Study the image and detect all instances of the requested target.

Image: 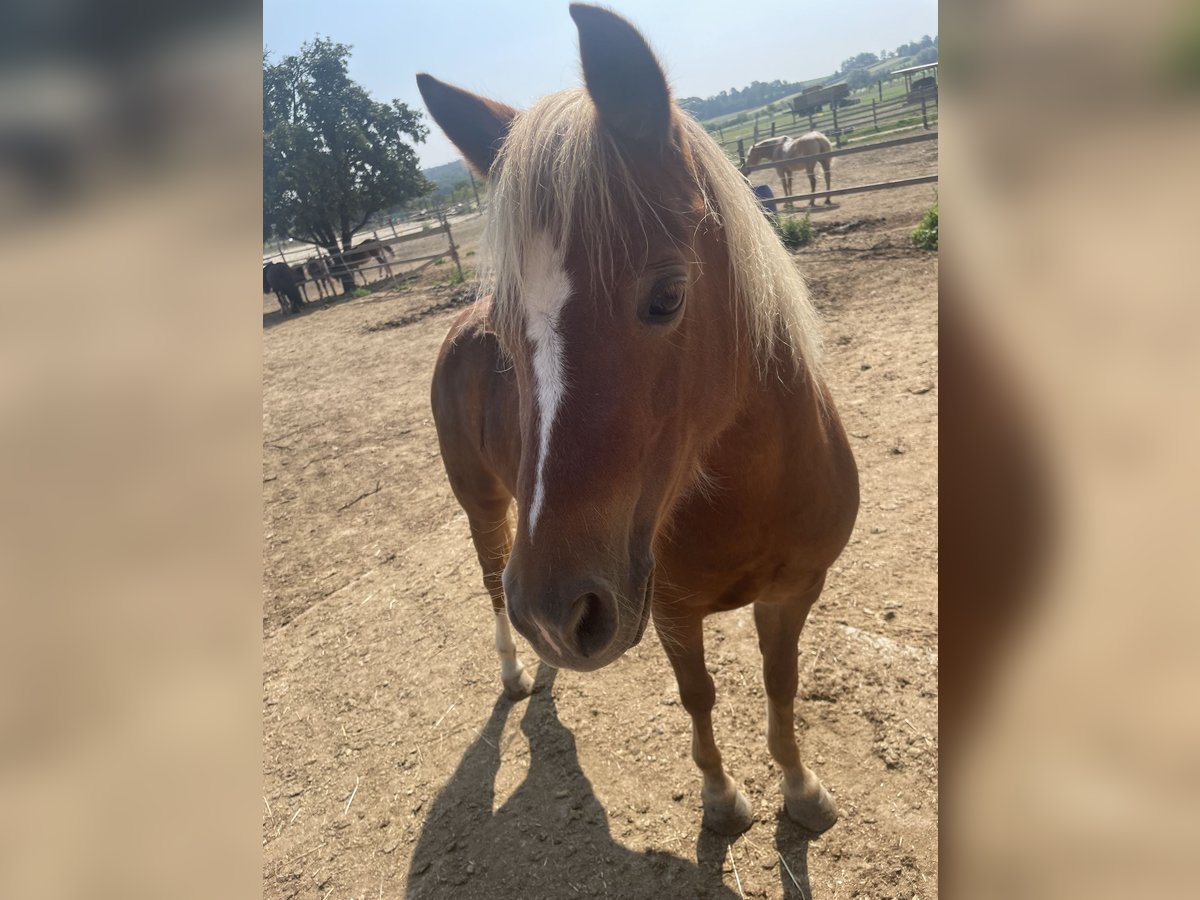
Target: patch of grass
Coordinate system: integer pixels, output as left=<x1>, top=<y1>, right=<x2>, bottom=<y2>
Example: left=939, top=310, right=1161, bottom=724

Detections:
left=912, top=200, right=938, bottom=251
left=774, top=213, right=814, bottom=250
left=351, top=287, right=371, bottom=298
left=443, top=265, right=476, bottom=287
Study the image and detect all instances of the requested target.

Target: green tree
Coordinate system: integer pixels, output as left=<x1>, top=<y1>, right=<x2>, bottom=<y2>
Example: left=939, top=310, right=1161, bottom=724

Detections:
left=263, top=38, right=430, bottom=290
left=845, top=67, right=872, bottom=90
left=448, top=180, right=478, bottom=207
left=839, top=51, right=879, bottom=74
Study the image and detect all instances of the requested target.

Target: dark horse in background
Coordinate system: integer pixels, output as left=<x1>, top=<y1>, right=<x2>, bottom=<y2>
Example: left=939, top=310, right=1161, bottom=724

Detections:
left=262, top=261, right=305, bottom=314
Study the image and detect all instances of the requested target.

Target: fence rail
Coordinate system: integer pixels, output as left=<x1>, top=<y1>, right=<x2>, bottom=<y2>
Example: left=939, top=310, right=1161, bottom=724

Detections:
left=262, top=214, right=476, bottom=269
left=764, top=173, right=939, bottom=208
left=373, top=222, right=449, bottom=247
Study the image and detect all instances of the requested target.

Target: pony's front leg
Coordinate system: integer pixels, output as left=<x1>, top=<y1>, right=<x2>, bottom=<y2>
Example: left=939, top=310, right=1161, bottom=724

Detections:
left=656, top=608, right=754, bottom=835
left=468, top=503, right=534, bottom=701
left=753, top=576, right=839, bottom=834
left=493, top=604, right=532, bottom=700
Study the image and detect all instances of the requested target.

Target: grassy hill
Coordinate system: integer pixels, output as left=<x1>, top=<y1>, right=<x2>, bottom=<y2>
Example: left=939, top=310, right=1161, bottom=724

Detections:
left=422, top=158, right=470, bottom=192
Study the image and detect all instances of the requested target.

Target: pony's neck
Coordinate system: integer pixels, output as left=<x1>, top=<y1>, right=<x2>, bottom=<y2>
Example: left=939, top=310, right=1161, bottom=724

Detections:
left=717, top=310, right=821, bottom=441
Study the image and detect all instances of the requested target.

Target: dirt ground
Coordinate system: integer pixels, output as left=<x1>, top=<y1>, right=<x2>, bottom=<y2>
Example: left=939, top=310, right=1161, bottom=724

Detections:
left=263, top=139, right=938, bottom=899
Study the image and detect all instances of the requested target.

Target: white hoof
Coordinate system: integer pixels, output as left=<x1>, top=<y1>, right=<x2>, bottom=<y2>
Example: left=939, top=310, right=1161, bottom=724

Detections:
left=501, top=665, right=534, bottom=701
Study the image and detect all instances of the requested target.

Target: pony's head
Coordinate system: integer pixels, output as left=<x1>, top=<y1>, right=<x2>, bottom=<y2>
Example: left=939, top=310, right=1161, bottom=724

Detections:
left=418, top=3, right=821, bottom=672
left=741, top=137, right=783, bottom=174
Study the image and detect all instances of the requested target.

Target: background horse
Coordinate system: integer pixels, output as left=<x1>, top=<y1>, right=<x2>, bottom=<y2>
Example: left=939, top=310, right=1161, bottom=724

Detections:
left=304, top=256, right=336, bottom=298
left=288, top=264, right=310, bottom=303
left=418, top=4, right=858, bottom=837
left=335, top=238, right=396, bottom=285
left=744, top=131, right=834, bottom=206
left=262, top=261, right=304, bottom=314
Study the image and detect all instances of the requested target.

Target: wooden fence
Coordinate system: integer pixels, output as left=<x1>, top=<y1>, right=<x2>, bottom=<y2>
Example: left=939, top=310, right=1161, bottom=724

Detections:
left=346, top=221, right=464, bottom=284
left=264, top=219, right=463, bottom=304
left=741, top=130, right=938, bottom=208
left=721, top=90, right=938, bottom=158
left=265, top=130, right=938, bottom=310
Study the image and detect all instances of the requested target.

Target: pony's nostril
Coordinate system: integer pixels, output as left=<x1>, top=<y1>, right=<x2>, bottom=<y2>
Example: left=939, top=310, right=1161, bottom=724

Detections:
left=568, top=590, right=618, bottom=659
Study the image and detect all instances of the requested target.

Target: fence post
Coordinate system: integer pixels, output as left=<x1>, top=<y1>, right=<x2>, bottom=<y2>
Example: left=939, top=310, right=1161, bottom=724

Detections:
left=872, top=99, right=878, bottom=130
left=737, top=139, right=745, bottom=167
left=445, top=220, right=463, bottom=281
left=770, top=121, right=776, bottom=138
left=831, top=103, right=841, bottom=146
left=808, top=111, right=815, bottom=131
left=877, top=80, right=883, bottom=102
left=921, top=96, right=929, bottom=130
left=466, top=165, right=483, bottom=214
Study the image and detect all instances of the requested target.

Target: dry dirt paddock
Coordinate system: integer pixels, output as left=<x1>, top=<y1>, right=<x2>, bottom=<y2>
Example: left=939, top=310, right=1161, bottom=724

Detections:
left=263, top=139, right=938, bottom=899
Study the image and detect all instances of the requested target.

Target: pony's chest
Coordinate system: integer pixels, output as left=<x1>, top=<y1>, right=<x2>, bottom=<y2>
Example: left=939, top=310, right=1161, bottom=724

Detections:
left=655, top=497, right=812, bottom=604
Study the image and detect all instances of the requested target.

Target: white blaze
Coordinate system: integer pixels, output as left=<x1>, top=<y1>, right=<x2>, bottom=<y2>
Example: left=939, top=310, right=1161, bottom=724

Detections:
left=521, top=234, right=572, bottom=535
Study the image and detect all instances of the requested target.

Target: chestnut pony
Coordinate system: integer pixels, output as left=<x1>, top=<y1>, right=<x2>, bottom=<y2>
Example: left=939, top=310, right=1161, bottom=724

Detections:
left=418, top=4, right=858, bottom=836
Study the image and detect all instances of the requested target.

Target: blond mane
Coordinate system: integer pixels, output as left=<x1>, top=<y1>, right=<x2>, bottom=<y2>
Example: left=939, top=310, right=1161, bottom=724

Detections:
left=477, top=88, right=823, bottom=377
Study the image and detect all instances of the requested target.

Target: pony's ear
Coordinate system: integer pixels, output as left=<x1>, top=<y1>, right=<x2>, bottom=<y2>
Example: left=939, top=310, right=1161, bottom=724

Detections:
left=570, top=4, right=671, bottom=144
left=416, top=74, right=517, bottom=176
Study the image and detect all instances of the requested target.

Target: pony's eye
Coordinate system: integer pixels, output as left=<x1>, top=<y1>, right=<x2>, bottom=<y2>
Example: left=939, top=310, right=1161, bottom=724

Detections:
left=646, top=280, right=686, bottom=323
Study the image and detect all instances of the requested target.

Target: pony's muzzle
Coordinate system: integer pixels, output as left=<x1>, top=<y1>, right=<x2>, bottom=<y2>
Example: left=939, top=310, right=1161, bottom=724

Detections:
left=503, top=574, right=627, bottom=671
left=564, top=585, right=620, bottom=660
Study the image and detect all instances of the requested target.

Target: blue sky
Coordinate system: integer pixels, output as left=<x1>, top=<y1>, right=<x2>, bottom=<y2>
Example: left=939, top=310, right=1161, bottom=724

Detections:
left=264, top=0, right=937, bottom=168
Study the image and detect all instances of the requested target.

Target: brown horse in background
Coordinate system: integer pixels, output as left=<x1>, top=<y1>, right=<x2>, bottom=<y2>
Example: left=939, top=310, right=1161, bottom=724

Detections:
left=744, top=131, right=834, bottom=206
left=418, top=4, right=858, bottom=837
left=337, top=238, right=395, bottom=285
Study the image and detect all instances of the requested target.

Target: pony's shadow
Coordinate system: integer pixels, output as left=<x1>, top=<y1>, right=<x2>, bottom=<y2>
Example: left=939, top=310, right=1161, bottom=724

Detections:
left=405, top=665, right=739, bottom=899
left=693, top=812, right=815, bottom=899
left=771, top=813, right=817, bottom=899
